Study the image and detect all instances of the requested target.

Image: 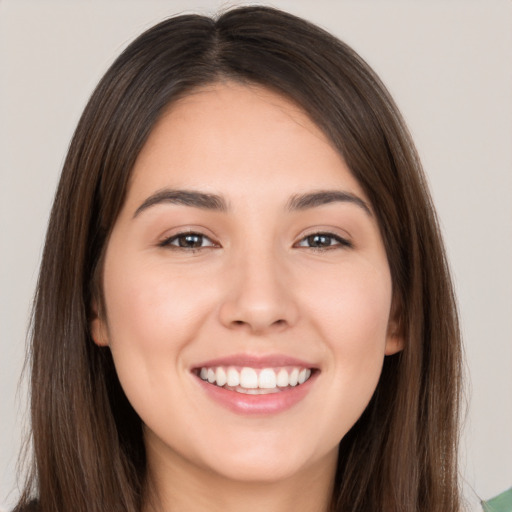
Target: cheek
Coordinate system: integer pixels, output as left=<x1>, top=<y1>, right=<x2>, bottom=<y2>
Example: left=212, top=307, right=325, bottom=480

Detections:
left=306, top=260, right=392, bottom=348
left=100, top=260, right=209, bottom=403
left=103, top=258, right=215, bottom=349
left=100, top=259, right=213, bottom=423
left=304, top=261, right=392, bottom=410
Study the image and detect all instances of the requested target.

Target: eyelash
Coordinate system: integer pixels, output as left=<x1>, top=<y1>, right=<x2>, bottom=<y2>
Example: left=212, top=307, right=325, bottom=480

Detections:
left=159, top=231, right=218, bottom=251
left=294, top=232, right=352, bottom=250
left=159, top=231, right=352, bottom=252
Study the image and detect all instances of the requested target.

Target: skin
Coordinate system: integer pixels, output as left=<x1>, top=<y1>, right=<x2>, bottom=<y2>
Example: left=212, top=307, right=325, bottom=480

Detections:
left=91, top=81, right=403, bottom=512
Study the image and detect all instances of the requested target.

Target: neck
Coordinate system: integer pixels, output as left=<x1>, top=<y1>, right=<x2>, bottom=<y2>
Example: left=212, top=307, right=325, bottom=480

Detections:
left=143, top=444, right=337, bottom=512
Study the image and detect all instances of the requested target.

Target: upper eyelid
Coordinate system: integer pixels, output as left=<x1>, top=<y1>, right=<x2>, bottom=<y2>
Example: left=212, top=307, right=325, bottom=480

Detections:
left=295, top=227, right=352, bottom=243
left=157, top=225, right=217, bottom=241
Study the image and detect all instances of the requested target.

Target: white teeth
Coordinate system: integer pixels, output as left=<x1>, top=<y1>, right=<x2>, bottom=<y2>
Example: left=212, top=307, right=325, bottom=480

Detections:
left=289, top=368, right=299, bottom=386
left=216, top=367, right=227, bottom=387
left=240, top=367, right=258, bottom=389
left=227, top=367, right=240, bottom=387
left=258, top=368, right=276, bottom=389
left=276, top=368, right=289, bottom=387
left=197, top=365, right=314, bottom=392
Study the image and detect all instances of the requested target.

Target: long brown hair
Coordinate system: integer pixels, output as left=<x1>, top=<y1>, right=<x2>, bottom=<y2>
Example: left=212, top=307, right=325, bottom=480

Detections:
left=16, top=6, right=462, bottom=512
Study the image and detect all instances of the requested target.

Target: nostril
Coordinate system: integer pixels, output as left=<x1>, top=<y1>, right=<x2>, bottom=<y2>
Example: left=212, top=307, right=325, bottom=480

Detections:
left=268, top=318, right=288, bottom=329
left=229, top=318, right=287, bottom=331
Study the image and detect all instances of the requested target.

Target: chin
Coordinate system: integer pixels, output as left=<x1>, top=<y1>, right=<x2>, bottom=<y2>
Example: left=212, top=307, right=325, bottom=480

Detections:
left=205, top=453, right=312, bottom=484
left=194, top=433, right=334, bottom=485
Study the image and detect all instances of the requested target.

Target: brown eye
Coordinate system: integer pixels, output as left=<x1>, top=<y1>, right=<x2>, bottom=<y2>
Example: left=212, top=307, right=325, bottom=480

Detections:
left=296, top=233, right=352, bottom=249
left=160, top=232, right=216, bottom=249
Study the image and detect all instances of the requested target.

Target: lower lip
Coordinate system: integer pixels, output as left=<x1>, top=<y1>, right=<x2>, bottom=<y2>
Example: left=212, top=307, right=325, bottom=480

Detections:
left=195, top=373, right=317, bottom=415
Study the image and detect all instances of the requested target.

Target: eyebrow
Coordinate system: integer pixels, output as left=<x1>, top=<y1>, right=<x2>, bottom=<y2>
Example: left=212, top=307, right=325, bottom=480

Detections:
left=133, top=188, right=372, bottom=218
left=133, top=189, right=228, bottom=217
left=287, top=190, right=372, bottom=216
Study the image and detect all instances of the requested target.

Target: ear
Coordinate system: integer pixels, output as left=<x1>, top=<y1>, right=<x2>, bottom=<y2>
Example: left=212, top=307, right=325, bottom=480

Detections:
left=90, top=299, right=109, bottom=347
left=385, top=302, right=404, bottom=356
left=385, top=330, right=404, bottom=355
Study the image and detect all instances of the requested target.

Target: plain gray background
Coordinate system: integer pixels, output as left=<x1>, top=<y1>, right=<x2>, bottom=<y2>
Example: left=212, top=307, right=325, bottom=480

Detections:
left=1, top=1, right=511, bottom=510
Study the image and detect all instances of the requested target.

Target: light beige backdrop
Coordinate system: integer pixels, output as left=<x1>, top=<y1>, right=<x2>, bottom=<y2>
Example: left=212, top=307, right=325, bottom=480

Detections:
left=1, top=1, right=511, bottom=511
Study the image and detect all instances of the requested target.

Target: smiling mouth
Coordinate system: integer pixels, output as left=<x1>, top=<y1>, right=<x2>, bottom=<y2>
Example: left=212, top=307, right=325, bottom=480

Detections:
left=194, top=366, right=314, bottom=395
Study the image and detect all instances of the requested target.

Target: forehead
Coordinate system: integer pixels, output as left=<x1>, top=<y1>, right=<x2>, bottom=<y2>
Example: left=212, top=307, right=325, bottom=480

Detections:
left=127, top=81, right=366, bottom=203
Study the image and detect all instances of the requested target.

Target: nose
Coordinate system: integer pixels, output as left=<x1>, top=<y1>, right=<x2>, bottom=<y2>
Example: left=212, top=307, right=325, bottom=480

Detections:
left=218, top=249, right=299, bottom=334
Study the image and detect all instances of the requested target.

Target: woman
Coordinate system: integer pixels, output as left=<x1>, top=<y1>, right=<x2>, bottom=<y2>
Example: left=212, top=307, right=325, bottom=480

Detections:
left=15, top=6, right=462, bottom=512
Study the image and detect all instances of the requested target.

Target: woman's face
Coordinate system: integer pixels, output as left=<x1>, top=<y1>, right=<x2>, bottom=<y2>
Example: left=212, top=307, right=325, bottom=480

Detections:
left=92, top=82, right=402, bottom=485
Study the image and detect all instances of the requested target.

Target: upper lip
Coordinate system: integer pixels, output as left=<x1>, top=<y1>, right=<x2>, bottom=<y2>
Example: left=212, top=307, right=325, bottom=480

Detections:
left=192, top=353, right=318, bottom=370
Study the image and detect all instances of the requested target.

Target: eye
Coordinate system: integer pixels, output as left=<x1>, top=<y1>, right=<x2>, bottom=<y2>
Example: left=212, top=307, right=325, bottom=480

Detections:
left=295, top=232, right=352, bottom=250
left=159, top=232, right=217, bottom=250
